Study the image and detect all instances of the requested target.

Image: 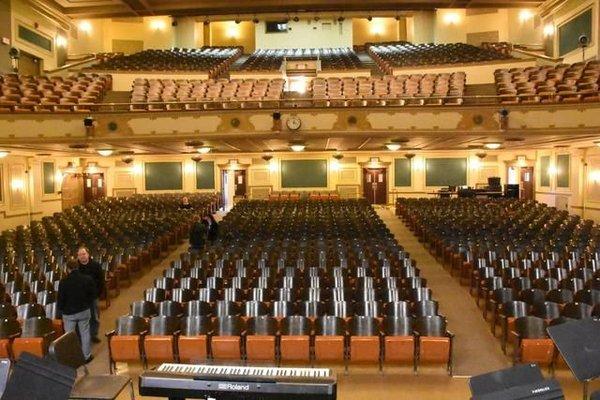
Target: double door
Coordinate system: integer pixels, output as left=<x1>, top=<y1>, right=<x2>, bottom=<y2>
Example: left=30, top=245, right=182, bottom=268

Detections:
left=363, top=168, right=387, bottom=205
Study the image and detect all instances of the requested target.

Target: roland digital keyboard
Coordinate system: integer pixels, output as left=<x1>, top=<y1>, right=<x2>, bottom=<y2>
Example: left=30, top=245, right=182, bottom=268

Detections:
left=139, top=363, right=337, bottom=400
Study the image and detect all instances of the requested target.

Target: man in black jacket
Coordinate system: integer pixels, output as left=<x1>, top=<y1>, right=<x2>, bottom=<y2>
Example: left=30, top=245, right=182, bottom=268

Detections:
left=58, top=260, right=96, bottom=362
left=77, top=246, right=104, bottom=344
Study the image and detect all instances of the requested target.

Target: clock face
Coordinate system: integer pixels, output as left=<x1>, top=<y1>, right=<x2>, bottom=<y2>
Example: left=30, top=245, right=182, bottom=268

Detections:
left=286, top=116, right=302, bottom=131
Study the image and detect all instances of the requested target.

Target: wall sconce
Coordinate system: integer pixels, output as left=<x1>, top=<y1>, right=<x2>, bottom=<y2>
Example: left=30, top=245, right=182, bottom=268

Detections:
left=519, top=9, right=534, bottom=23
left=191, top=155, right=203, bottom=162
left=369, top=18, right=385, bottom=36
left=262, top=154, right=273, bottom=162
left=590, top=170, right=600, bottom=184
left=11, top=178, right=24, bottom=191
left=443, top=12, right=460, bottom=25
left=78, top=21, right=92, bottom=34
left=150, top=19, right=166, bottom=31
left=55, top=35, right=67, bottom=48
left=226, top=21, right=240, bottom=39
left=543, top=23, right=555, bottom=37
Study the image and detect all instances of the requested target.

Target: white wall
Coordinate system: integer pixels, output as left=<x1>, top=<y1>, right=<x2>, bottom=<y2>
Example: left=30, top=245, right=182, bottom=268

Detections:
left=255, top=19, right=352, bottom=49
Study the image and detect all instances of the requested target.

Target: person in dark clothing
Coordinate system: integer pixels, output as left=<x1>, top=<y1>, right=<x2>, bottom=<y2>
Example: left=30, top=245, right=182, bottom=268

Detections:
left=77, top=246, right=104, bottom=344
left=189, top=220, right=207, bottom=255
left=179, top=196, right=193, bottom=210
left=58, top=260, right=96, bottom=362
left=206, top=214, right=219, bottom=242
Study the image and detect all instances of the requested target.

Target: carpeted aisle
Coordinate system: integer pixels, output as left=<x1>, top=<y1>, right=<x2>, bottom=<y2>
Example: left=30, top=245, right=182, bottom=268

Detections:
left=376, top=207, right=511, bottom=377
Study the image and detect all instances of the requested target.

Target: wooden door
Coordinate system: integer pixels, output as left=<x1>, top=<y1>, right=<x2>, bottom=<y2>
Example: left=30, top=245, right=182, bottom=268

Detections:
left=61, top=173, right=84, bottom=210
left=520, top=167, right=534, bottom=200
left=363, top=168, right=387, bottom=205
left=83, top=173, right=106, bottom=203
left=18, top=51, right=41, bottom=75
left=234, top=170, right=247, bottom=197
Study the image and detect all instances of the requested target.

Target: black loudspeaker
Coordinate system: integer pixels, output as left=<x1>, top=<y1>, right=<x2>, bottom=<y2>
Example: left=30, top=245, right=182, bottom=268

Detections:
left=504, top=184, right=519, bottom=199
left=469, top=364, right=564, bottom=400
left=470, top=364, right=544, bottom=397
left=1, top=352, right=75, bottom=400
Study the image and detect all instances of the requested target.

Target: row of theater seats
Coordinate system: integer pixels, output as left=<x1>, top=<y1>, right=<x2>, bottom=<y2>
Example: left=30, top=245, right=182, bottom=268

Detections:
left=88, top=47, right=242, bottom=76
left=495, top=61, right=600, bottom=104
left=310, top=73, right=465, bottom=106
left=238, top=48, right=364, bottom=71
left=130, top=78, right=285, bottom=111
left=268, top=192, right=341, bottom=201
left=367, top=42, right=512, bottom=73
left=0, top=194, right=220, bottom=361
left=107, top=313, right=449, bottom=372
left=0, top=73, right=111, bottom=112
left=107, top=199, right=454, bottom=374
left=396, top=198, right=600, bottom=369
left=481, top=42, right=513, bottom=57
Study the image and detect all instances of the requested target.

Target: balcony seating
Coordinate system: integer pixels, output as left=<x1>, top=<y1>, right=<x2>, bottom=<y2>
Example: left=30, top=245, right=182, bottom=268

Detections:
left=494, top=60, right=600, bottom=104
left=130, top=78, right=285, bottom=110
left=367, top=42, right=513, bottom=74
left=238, top=48, right=364, bottom=71
left=0, top=73, right=111, bottom=112
left=309, top=73, right=466, bottom=106
left=88, top=47, right=242, bottom=77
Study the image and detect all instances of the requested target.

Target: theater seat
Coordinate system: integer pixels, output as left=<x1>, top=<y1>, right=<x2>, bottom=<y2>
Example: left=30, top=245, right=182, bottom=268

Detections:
left=0, top=318, right=21, bottom=359
left=279, top=316, right=311, bottom=364
left=12, top=316, right=55, bottom=359
left=415, top=315, right=453, bottom=376
left=245, top=315, right=277, bottom=363
left=314, top=316, right=346, bottom=367
left=349, top=316, right=381, bottom=369
left=178, top=316, right=211, bottom=363
left=211, top=316, right=244, bottom=361
left=513, top=316, right=554, bottom=370
left=106, top=315, right=149, bottom=374
left=383, top=317, right=415, bottom=370
left=143, top=316, right=181, bottom=365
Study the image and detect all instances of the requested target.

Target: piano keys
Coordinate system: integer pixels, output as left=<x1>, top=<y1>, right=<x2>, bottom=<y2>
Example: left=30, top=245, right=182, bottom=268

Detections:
left=139, top=363, right=337, bottom=400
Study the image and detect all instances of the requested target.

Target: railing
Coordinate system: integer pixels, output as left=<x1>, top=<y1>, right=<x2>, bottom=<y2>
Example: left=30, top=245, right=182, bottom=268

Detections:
left=512, top=48, right=563, bottom=64
left=1, top=91, right=599, bottom=113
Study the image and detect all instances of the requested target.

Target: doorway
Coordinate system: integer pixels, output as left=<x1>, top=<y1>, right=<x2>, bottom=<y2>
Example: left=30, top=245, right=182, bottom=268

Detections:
left=234, top=170, right=247, bottom=198
left=520, top=167, right=534, bottom=200
left=83, top=173, right=106, bottom=203
left=363, top=168, right=387, bottom=205
left=61, top=173, right=84, bottom=210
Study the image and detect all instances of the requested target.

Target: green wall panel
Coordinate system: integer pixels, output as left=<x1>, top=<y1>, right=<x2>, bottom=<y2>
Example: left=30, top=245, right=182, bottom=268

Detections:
left=394, top=158, right=411, bottom=187
left=559, top=8, right=592, bottom=56
left=196, top=161, right=215, bottom=189
left=425, top=158, right=467, bottom=186
left=145, top=162, right=182, bottom=190
left=42, top=162, right=55, bottom=194
left=540, top=156, right=550, bottom=187
left=556, top=154, right=570, bottom=188
left=281, top=159, right=327, bottom=188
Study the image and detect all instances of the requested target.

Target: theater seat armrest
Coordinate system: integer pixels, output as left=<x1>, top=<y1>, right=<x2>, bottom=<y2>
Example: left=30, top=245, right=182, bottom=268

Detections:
left=446, top=331, right=455, bottom=338
left=105, top=330, right=116, bottom=338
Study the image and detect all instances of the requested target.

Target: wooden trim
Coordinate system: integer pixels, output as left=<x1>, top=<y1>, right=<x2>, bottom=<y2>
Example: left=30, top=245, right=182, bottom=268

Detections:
left=0, top=211, right=42, bottom=218
left=535, top=191, right=572, bottom=196
left=572, top=205, right=600, bottom=211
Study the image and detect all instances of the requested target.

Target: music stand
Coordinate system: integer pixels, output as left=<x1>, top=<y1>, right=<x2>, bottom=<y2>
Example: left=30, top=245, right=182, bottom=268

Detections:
left=547, top=319, right=600, bottom=400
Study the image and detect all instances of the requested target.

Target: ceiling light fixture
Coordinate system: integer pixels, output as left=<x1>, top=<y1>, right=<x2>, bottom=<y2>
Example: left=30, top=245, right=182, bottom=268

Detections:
left=484, top=142, right=502, bottom=150
left=385, top=143, right=401, bottom=151
left=476, top=152, right=488, bottom=159
left=0, top=150, right=10, bottom=158
left=404, top=153, right=415, bottom=159
left=97, top=149, right=114, bottom=157
left=197, top=146, right=212, bottom=154
left=262, top=154, right=273, bottom=162
left=191, top=155, right=203, bottom=162
left=290, top=142, right=306, bottom=152
left=333, top=154, right=344, bottom=160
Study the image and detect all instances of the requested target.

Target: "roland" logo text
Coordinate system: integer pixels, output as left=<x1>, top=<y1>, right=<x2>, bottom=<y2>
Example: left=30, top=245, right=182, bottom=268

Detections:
left=218, top=383, right=251, bottom=391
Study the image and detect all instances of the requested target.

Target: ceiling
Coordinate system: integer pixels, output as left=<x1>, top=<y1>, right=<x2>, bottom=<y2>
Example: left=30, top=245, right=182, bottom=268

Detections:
left=4, top=131, right=596, bottom=157
left=42, top=0, right=546, bottom=19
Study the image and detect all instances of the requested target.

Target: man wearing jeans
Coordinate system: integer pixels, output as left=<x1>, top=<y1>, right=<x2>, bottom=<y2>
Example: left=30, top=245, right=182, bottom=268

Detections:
left=58, top=260, right=96, bottom=362
left=77, top=247, right=104, bottom=344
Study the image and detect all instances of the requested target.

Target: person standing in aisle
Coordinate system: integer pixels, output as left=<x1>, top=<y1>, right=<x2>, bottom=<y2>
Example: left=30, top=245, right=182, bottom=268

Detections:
left=57, top=260, right=96, bottom=362
left=77, top=246, right=104, bottom=344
